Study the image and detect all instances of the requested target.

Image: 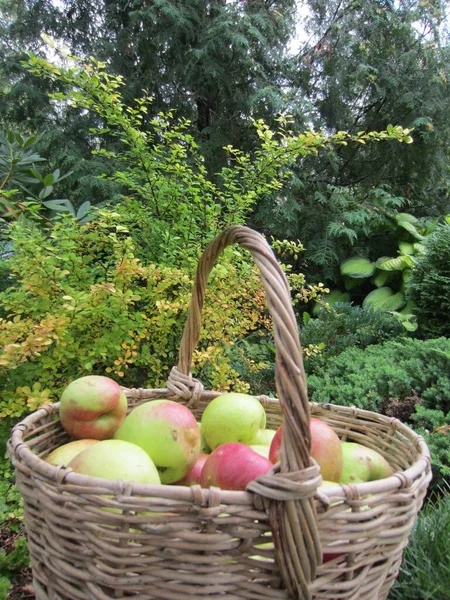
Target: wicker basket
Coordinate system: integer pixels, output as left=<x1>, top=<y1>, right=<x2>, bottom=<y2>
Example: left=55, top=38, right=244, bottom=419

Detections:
left=8, top=226, right=431, bottom=600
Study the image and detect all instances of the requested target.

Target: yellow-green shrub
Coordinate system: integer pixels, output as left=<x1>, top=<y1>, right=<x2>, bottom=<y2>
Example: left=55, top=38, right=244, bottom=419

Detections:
left=0, top=210, right=267, bottom=419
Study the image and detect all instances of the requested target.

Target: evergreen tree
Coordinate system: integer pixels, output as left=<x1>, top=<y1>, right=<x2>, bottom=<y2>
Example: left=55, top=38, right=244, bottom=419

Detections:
left=251, top=0, right=450, bottom=280
left=0, top=1, right=297, bottom=175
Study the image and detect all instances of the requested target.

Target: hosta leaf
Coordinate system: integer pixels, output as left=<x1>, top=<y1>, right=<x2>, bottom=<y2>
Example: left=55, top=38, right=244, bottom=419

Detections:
left=413, top=242, right=426, bottom=254
left=371, top=270, right=391, bottom=288
left=340, top=257, right=375, bottom=278
left=397, top=220, right=425, bottom=240
left=399, top=242, right=415, bottom=255
left=375, top=255, right=411, bottom=271
left=396, top=212, right=418, bottom=224
left=363, top=287, right=406, bottom=312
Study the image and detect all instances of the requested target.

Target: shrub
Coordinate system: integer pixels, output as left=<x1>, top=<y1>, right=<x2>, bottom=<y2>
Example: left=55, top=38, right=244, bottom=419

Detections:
left=409, top=406, right=450, bottom=492
left=300, top=302, right=404, bottom=370
left=407, top=223, right=450, bottom=338
left=307, top=337, right=450, bottom=414
left=0, top=209, right=269, bottom=419
left=389, top=486, right=450, bottom=600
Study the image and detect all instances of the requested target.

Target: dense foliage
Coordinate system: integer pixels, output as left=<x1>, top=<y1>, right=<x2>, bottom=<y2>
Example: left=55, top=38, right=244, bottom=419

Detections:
left=307, top=337, right=450, bottom=413
left=300, top=302, right=404, bottom=361
left=407, top=223, right=450, bottom=338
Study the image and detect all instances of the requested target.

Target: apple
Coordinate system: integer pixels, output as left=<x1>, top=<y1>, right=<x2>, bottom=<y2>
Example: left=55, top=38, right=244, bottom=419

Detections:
left=269, top=418, right=343, bottom=482
left=200, top=442, right=272, bottom=491
left=201, top=393, right=266, bottom=451
left=268, top=426, right=282, bottom=464
left=250, top=444, right=271, bottom=459
left=249, top=428, right=277, bottom=447
left=45, top=439, right=99, bottom=466
left=68, top=439, right=161, bottom=485
left=339, top=442, right=394, bottom=484
left=198, top=422, right=210, bottom=454
left=175, top=453, right=209, bottom=486
left=113, top=399, right=200, bottom=484
left=59, top=375, right=127, bottom=440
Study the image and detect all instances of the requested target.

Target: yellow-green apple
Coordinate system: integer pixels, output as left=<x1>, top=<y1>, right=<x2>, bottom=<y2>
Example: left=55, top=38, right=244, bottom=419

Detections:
left=201, top=393, right=266, bottom=450
left=250, top=445, right=270, bottom=459
left=174, top=453, right=208, bottom=486
left=249, top=428, right=277, bottom=447
left=45, top=439, right=99, bottom=466
left=269, top=418, right=343, bottom=482
left=59, top=375, right=127, bottom=440
left=68, top=439, right=161, bottom=484
left=339, top=442, right=393, bottom=484
left=200, top=442, right=272, bottom=491
left=113, top=399, right=200, bottom=484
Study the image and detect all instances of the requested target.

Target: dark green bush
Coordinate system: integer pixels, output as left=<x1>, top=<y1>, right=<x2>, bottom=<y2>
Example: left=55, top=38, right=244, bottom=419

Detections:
left=307, top=337, right=450, bottom=414
left=300, top=302, right=404, bottom=371
left=389, top=486, right=450, bottom=600
left=409, top=406, right=450, bottom=492
left=407, top=223, right=450, bottom=339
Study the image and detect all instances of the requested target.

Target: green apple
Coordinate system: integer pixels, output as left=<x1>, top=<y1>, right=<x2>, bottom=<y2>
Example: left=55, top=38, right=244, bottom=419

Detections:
left=250, top=444, right=271, bottom=459
left=113, top=399, right=200, bottom=484
left=249, top=428, right=277, bottom=447
left=59, top=375, right=127, bottom=440
left=45, top=439, right=99, bottom=466
left=68, top=439, right=161, bottom=485
left=201, top=393, right=266, bottom=450
left=339, top=442, right=394, bottom=484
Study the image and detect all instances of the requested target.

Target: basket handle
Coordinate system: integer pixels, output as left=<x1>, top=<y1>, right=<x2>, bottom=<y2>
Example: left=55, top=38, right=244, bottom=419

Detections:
left=175, top=225, right=321, bottom=599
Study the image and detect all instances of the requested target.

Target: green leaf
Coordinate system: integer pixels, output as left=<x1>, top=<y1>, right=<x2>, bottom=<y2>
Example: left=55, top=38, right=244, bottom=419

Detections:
left=42, top=199, right=76, bottom=215
left=375, top=255, right=411, bottom=271
left=43, top=173, right=55, bottom=186
left=371, top=269, right=391, bottom=288
left=396, top=212, right=418, bottom=224
left=340, top=257, right=375, bottom=278
left=397, top=220, right=425, bottom=240
left=76, top=201, right=91, bottom=220
left=363, top=287, right=406, bottom=312
left=399, top=242, right=415, bottom=255
left=413, top=242, right=426, bottom=254
left=39, top=185, right=54, bottom=199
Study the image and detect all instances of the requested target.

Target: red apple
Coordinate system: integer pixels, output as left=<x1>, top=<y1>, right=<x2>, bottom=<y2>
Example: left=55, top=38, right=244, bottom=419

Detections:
left=269, top=418, right=343, bottom=482
left=268, top=425, right=283, bottom=464
left=200, top=442, right=273, bottom=491
left=59, top=375, right=127, bottom=440
left=175, top=453, right=209, bottom=486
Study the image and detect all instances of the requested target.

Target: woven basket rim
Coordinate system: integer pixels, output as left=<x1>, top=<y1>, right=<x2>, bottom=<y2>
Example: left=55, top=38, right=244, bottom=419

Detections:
left=9, top=396, right=431, bottom=505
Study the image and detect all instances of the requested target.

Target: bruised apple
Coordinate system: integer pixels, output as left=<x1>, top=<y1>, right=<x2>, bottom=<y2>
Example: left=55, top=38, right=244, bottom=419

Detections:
left=200, top=443, right=272, bottom=491
left=339, top=442, right=394, bottom=484
left=175, top=453, right=208, bottom=486
left=45, top=439, right=99, bottom=466
left=114, top=399, right=200, bottom=484
left=59, top=375, right=127, bottom=440
left=269, top=418, right=343, bottom=482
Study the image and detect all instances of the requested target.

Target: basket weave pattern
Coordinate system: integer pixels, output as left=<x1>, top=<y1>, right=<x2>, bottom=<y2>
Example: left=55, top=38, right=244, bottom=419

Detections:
left=8, top=226, right=431, bottom=600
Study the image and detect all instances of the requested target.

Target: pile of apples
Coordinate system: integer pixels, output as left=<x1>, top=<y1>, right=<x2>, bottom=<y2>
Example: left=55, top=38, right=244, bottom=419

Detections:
left=46, top=375, right=394, bottom=492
